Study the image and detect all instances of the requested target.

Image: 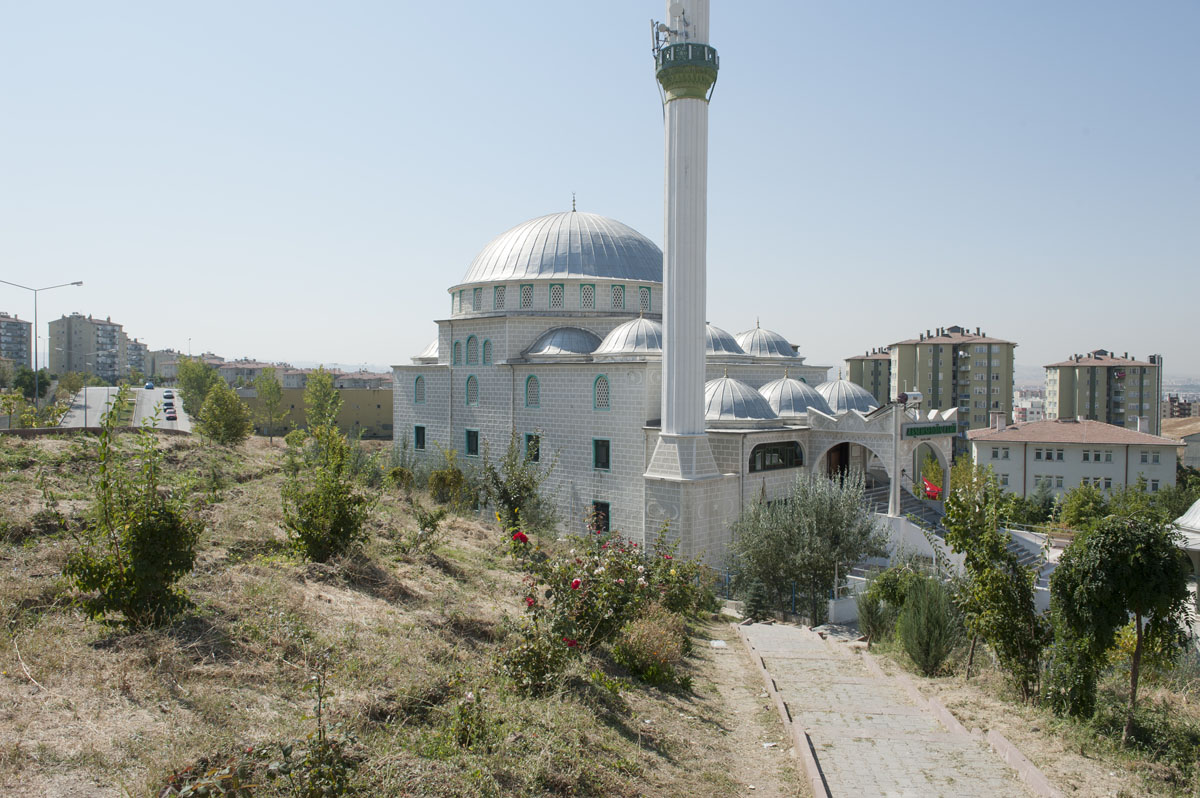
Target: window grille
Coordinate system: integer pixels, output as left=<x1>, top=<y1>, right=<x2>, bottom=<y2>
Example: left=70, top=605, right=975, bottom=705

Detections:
left=414, top=376, right=425, bottom=404
left=580, top=284, right=595, bottom=309
left=466, top=336, right=479, bottom=364
left=525, top=376, right=540, bottom=408
left=611, top=285, right=624, bottom=309
left=482, top=340, right=492, bottom=364
left=639, top=286, right=651, bottom=313
left=520, top=284, right=533, bottom=309
left=494, top=286, right=506, bottom=310
left=594, top=375, right=610, bottom=409
left=465, top=375, right=479, bottom=405
left=550, top=284, right=564, bottom=309
left=472, top=287, right=482, bottom=311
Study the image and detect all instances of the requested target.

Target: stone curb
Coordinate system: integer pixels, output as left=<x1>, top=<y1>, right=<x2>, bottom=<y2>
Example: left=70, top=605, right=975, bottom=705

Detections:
left=733, top=623, right=830, bottom=798
left=862, top=650, right=1062, bottom=798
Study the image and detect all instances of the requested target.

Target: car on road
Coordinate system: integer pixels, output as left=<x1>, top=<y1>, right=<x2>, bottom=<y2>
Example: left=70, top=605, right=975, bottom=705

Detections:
left=166, top=411, right=178, bottom=421
left=163, top=390, right=174, bottom=399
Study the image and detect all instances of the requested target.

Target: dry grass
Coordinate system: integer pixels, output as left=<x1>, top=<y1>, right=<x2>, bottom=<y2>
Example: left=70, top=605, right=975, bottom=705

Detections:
left=0, top=433, right=803, bottom=797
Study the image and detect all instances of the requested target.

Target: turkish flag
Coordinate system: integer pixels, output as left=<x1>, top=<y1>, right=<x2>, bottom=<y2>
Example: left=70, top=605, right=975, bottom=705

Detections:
left=923, top=477, right=943, bottom=499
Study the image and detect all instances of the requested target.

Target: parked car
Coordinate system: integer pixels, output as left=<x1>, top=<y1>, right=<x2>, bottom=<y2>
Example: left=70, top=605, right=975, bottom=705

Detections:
left=166, top=411, right=178, bottom=421
left=163, top=390, right=174, bottom=399
left=144, top=381, right=155, bottom=390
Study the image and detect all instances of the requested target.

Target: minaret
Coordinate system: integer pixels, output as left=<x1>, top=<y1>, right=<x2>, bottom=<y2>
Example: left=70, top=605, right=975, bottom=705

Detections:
left=645, top=0, right=723, bottom=555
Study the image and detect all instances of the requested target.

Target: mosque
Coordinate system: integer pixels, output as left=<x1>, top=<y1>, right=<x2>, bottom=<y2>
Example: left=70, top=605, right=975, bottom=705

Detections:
left=391, top=0, right=956, bottom=564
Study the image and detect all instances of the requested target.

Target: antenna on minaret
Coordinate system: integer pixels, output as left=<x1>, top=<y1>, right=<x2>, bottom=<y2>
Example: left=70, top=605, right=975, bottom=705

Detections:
left=571, top=193, right=576, bottom=212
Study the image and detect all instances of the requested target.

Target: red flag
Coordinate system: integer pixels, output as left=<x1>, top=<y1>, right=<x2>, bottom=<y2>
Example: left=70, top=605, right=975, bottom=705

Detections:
left=923, top=477, right=942, bottom=499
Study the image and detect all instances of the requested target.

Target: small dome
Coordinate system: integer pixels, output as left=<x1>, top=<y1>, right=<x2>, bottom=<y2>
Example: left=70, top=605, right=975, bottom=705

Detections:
left=816, top=379, right=880, bottom=415
left=704, top=376, right=778, bottom=423
left=524, top=327, right=601, bottom=358
left=736, top=326, right=798, bottom=358
left=706, top=324, right=748, bottom=357
left=413, top=339, right=438, bottom=363
left=459, top=211, right=662, bottom=286
left=760, top=376, right=832, bottom=417
left=595, top=317, right=662, bottom=357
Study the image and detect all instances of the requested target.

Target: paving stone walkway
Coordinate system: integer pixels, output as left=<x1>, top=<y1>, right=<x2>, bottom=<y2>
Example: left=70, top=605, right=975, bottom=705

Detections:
left=741, top=623, right=1032, bottom=798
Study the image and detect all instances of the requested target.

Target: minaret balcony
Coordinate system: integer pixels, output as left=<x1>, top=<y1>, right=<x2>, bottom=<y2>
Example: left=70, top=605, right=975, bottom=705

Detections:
left=655, top=43, right=719, bottom=101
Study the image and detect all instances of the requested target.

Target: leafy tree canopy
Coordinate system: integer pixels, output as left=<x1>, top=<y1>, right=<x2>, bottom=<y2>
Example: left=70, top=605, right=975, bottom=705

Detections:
left=197, top=380, right=253, bottom=446
left=175, top=356, right=221, bottom=417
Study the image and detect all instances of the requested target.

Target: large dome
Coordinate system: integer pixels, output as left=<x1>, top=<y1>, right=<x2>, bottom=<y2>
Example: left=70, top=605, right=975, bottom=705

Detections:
left=736, top=325, right=798, bottom=359
left=459, top=211, right=662, bottom=286
left=760, top=376, right=832, bottom=418
left=706, top=324, right=749, bottom=357
left=523, top=327, right=601, bottom=358
left=595, top=317, right=663, bottom=358
left=704, top=376, right=778, bottom=424
left=816, top=379, right=880, bottom=415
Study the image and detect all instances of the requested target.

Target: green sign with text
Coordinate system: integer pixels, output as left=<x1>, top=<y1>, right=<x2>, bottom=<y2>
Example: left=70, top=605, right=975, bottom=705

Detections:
left=903, top=423, right=958, bottom=439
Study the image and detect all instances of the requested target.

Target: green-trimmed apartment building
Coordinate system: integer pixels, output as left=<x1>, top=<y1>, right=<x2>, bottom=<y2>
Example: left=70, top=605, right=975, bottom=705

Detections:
left=1044, top=350, right=1162, bottom=436
left=845, top=348, right=892, bottom=406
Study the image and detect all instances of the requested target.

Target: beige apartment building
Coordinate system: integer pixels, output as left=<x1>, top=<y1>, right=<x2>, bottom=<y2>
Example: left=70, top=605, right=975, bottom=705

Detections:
left=48, top=313, right=127, bottom=383
left=1044, top=350, right=1162, bottom=437
left=845, top=348, right=892, bottom=406
left=887, top=325, right=1016, bottom=454
left=237, top=386, right=393, bottom=439
left=0, top=312, right=32, bottom=370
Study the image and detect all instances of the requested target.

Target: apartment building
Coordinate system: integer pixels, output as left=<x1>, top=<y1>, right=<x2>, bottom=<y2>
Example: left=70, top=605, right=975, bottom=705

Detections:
left=1013, top=388, right=1045, bottom=423
left=888, top=325, right=1016, bottom=454
left=1044, top=350, right=1162, bottom=436
left=126, top=339, right=148, bottom=376
left=0, top=312, right=32, bottom=369
left=48, top=313, right=126, bottom=383
left=1164, top=395, right=1198, bottom=419
left=845, top=348, right=892, bottom=406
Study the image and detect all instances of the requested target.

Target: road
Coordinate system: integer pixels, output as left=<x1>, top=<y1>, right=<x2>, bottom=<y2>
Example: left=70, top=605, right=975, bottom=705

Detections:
left=59, top=386, right=192, bottom=433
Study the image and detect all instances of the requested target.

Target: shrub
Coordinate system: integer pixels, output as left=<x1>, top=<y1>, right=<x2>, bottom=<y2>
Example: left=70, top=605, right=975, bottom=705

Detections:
left=283, top=424, right=374, bottom=562
left=854, top=587, right=894, bottom=647
left=612, top=604, right=690, bottom=688
left=429, top=448, right=472, bottom=509
left=742, top=579, right=772, bottom=622
left=66, top=386, right=203, bottom=626
left=196, top=380, right=253, bottom=446
left=387, top=466, right=413, bottom=495
left=497, top=618, right=576, bottom=695
left=482, top=432, right=557, bottom=537
left=397, top=500, right=447, bottom=557
left=897, top=576, right=960, bottom=676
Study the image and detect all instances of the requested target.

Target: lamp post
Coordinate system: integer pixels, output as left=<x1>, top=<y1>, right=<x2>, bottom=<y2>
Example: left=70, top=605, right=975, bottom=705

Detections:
left=0, top=279, right=83, bottom=408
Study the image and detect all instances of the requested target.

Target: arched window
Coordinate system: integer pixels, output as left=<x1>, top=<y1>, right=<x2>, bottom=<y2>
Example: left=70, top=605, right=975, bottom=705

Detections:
left=414, top=375, right=426, bottom=404
left=466, top=335, right=479, bottom=364
left=748, top=441, right=803, bottom=473
left=525, top=375, right=540, bottom=408
left=594, top=375, right=610, bottom=410
left=482, top=340, right=492, bottom=364
left=452, top=341, right=461, bottom=365
left=465, top=375, right=479, bottom=406
left=639, top=286, right=651, bottom=313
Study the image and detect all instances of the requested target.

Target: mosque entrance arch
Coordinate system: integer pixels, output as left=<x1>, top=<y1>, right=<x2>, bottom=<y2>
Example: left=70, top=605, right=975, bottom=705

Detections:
left=912, top=441, right=948, bottom=498
left=815, top=439, right=892, bottom=512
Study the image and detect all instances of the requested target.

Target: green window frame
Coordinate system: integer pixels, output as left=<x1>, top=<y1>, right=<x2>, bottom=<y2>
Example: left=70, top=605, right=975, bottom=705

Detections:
left=520, top=283, right=534, bottom=309
left=414, top=425, right=426, bottom=451
left=452, top=341, right=461, bottom=365
left=590, top=501, right=610, bottom=533
left=482, top=339, right=492, bottom=364
left=580, top=283, right=595, bottom=309
left=593, top=438, right=611, bottom=471
left=465, top=429, right=480, bottom=457
left=494, top=285, right=506, bottom=310
left=549, top=283, right=565, bottom=309
left=525, top=375, right=540, bottom=408
left=413, top=375, right=426, bottom=404
left=524, top=433, right=541, bottom=462
left=465, top=374, right=479, bottom=406
left=593, top=374, right=610, bottom=410
left=466, top=335, right=479, bottom=365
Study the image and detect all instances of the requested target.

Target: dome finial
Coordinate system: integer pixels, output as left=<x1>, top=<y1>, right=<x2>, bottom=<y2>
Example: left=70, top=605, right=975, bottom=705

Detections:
left=756, top=317, right=760, bottom=329
left=571, top=192, right=576, bottom=212
left=784, top=367, right=789, bottom=378
left=838, top=368, right=843, bottom=380
left=723, top=367, right=728, bottom=378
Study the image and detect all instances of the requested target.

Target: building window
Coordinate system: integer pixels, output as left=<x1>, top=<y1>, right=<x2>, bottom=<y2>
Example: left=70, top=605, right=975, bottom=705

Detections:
left=1035, top=448, right=1043, bottom=461
left=525, top=433, right=540, bottom=462
left=1151, top=479, right=1159, bottom=492
left=472, top=287, right=482, bottom=311
left=549, top=283, right=564, bottom=309
left=465, top=375, right=479, bottom=406
left=1104, top=450, right=1112, bottom=463
left=1002, top=447, right=1010, bottom=460
left=1104, top=477, right=1112, bottom=490
left=414, top=425, right=426, bottom=451
left=611, top=285, right=625, bottom=309
left=590, top=501, right=610, bottom=533
left=1000, top=473, right=1009, bottom=486
left=452, top=341, right=461, bottom=365
left=494, top=285, right=506, bottom=310
left=1083, top=450, right=1090, bottom=462
left=482, top=340, right=492, bottom=364
left=748, top=441, right=803, bottom=473
left=465, top=429, right=479, bottom=457
left=1056, top=476, right=1063, bottom=488
left=525, top=375, right=540, bottom=408
left=992, top=447, right=999, bottom=459
left=414, top=375, right=426, bottom=404
left=593, top=439, right=611, bottom=470
left=639, top=286, right=651, bottom=313
left=466, top=335, right=479, bottom=365
left=520, top=284, right=534, bottom=309
left=594, top=375, right=610, bottom=410
left=1152, top=452, right=1160, bottom=464
left=580, top=284, right=595, bottom=309
left=458, top=290, right=464, bottom=312
left=1056, top=449, right=1064, bottom=461
left=1140, top=450, right=1148, bottom=464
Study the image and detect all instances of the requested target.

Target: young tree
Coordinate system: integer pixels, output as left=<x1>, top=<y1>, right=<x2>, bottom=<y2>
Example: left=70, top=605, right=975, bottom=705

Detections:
left=482, top=431, right=557, bottom=537
left=176, top=356, right=220, bottom=417
left=282, top=421, right=373, bottom=562
left=197, top=380, right=253, bottom=446
left=1047, top=512, right=1192, bottom=741
left=942, top=459, right=1048, bottom=699
left=304, top=366, right=342, bottom=429
left=731, top=470, right=886, bottom=625
left=56, top=372, right=86, bottom=403
left=1059, top=482, right=1107, bottom=531
left=13, top=367, right=50, bottom=401
left=0, top=358, right=13, bottom=390
left=253, top=366, right=287, bottom=442
left=0, top=390, right=23, bottom=428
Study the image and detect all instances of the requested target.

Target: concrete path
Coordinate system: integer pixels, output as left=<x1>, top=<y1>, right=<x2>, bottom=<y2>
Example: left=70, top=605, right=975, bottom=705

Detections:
left=741, top=623, right=1033, bottom=798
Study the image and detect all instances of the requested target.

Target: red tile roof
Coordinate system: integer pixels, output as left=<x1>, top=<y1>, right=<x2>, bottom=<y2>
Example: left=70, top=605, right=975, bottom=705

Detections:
left=1043, top=349, right=1156, bottom=368
left=846, top=349, right=892, bottom=361
left=968, top=418, right=1176, bottom=446
left=891, top=325, right=1014, bottom=347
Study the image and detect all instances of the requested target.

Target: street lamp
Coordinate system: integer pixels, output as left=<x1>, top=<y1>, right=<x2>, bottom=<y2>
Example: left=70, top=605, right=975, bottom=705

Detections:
left=56, top=346, right=118, bottom=427
left=0, top=278, right=83, bottom=408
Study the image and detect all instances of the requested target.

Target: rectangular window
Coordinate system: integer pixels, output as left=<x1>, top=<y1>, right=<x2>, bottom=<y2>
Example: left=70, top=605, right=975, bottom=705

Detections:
left=1002, top=447, right=1010, bottom=460
left=1035, top=448, right=1043, bottom=461
left=975, top=345, right=986, bottom=354
left=525, top=433, right=540, bottom=463
left=611, top=285, right=625, bottom=309
left=1056, top=449, right=1064, bottom=461
left=1000, top=473, right=1009, bottom=486
left=590, top=501, right=610, bottom=533
left=472, top=287, right=482, bottom=311
left=1056, top=476, right=1064, bottom=488
left=520, top=284, right=534, bottom=309
left=1151, top=479, right=1159, bottom=492
left=1104, top=450, right=1112, bottom=462
left=465, top=429, right=479, bottom=457
left=1083, top=451, right=1090, bottom=462
left=1104, top=477, right=1112, bottom=490
left=580, top=284, right=595, bottom=309
left=593, top=438, right=611, bottom=470
left=1093, top=450, right=1101, bottom=461
left=414, top=425, right=426, bottom=451
left=549, top=283, right=564, bottom=309
left=494, top=285, right=506, bottom=310
left=1140, top=451, right=1148, bottom=464
left=1152, top=452, right=1160, bottom=464
left=992, top=447, right=999, bottom=459
left=638, top=286, right=651, bottom=313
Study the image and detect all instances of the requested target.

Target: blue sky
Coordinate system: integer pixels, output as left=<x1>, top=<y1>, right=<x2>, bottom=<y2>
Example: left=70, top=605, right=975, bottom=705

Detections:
left=3, top=1, right=1197, bottom=380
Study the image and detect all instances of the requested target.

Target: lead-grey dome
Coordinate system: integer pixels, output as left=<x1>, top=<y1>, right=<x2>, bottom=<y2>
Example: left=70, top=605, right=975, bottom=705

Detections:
left=459, top=211, right=662, bottom=286
left=816, top=379, right=880, bottom=415
left=704, top=376, right=778, bottom=424
left=736, top=326, right=798, bottom=359
left=760, top=376, right=832, bottom=418
left=413, top=339, right=438, bottom=364
left=524, top=327, right=601, bottom=358
left=706, top=324, right=749, bottom=357
left=595, top=317, right=663, bottom=357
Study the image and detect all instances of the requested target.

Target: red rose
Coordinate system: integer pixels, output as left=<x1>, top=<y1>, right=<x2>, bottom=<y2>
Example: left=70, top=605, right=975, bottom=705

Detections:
left=562, top=637, right=578, bottom=647
left=512, top=531, right=529, bottom=543
left=525, top=596, right=535, bottom=608
left=570, top=578, right=582, bottom=590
